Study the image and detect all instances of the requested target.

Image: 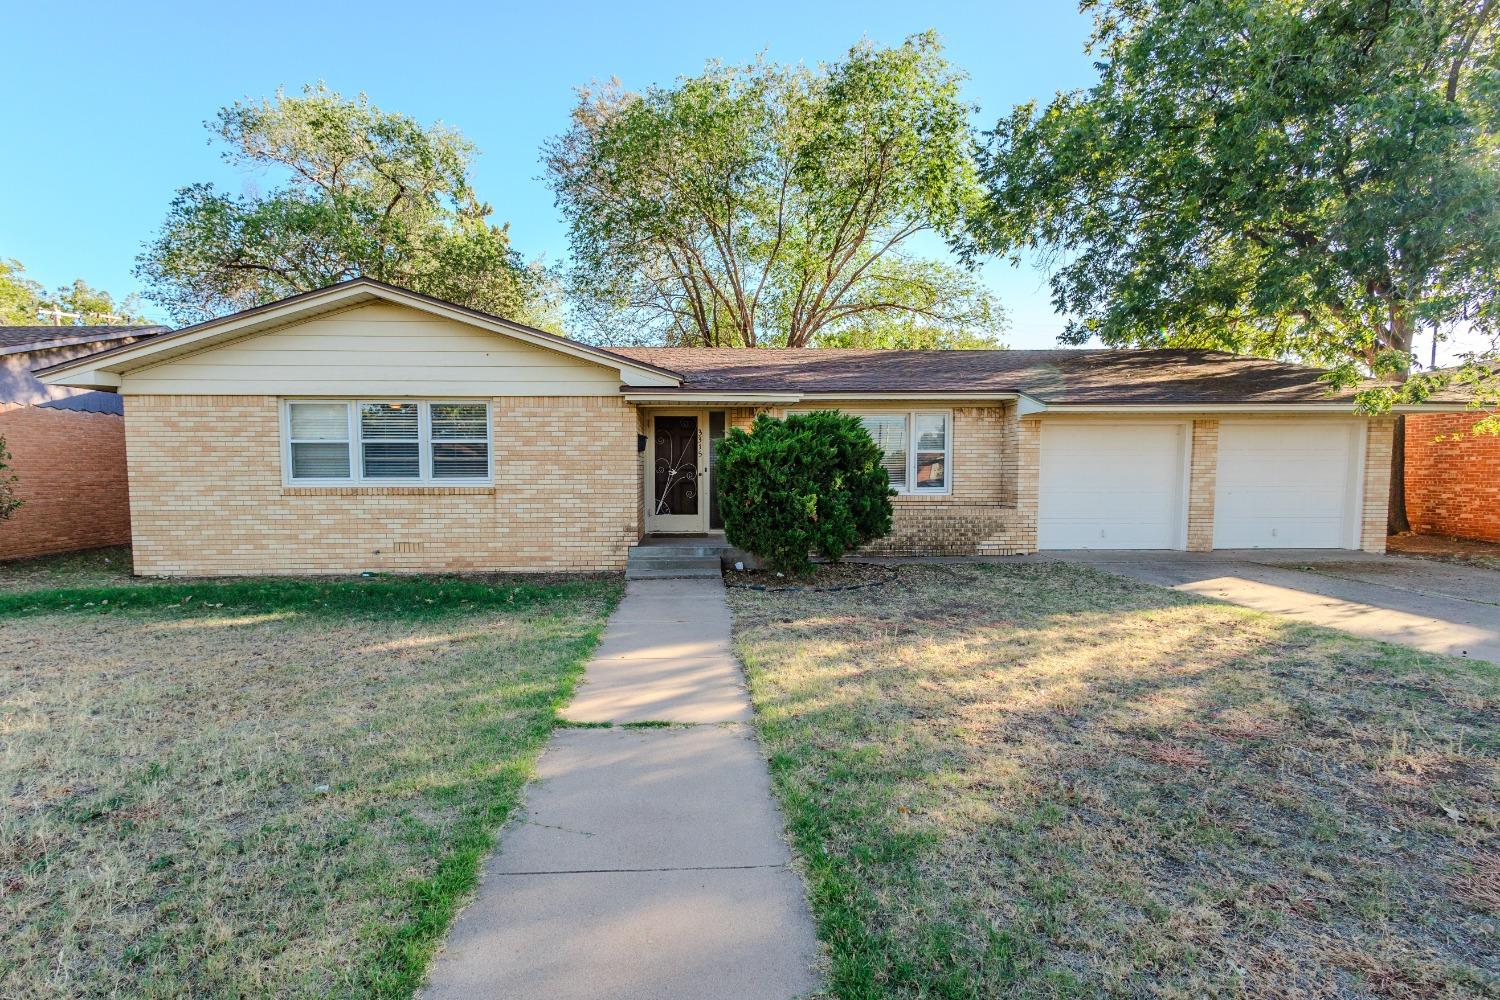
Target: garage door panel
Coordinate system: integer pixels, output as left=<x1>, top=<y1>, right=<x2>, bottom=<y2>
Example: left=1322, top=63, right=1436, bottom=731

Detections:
left=1213, top=423, right=1358, bottom=549
left=1039, top=424, right=1186, bottom=550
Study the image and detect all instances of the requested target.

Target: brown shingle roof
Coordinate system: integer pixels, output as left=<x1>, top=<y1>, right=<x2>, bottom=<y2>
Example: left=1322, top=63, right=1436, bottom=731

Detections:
left=609, top=347, right=1397, bottom=405
left=0, top=325, right=167, bottom=355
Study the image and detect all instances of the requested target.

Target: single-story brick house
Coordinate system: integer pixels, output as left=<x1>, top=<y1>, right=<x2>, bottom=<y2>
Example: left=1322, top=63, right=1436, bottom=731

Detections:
left=37, top=278, right=1467, bottom=576
left=1, top=324, right=165, bottom=561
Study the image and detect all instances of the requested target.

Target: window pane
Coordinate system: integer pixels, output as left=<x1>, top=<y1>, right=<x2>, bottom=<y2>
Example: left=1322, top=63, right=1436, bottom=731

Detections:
left=430, top=402, right=488, bottom=439
left=432, top=442, right=488, bottom=478
left=914, top=413, right=947, bottom=451
left=360, top=402, right=418, bottom=439
left=289, top=402, right=347, bottom=440
left=858, top=414, right=907, bottom=489
left=291, top=441, right=349, bottom=479
left=362, top=441, right=420, bottom=478
left=915, top=452, right=946, bottom=489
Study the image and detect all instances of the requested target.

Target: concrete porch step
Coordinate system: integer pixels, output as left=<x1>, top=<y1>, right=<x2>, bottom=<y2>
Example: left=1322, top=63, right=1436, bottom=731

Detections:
left=626, top=541, right=725, bottom=580
left=625, top=563, right=723, bottom=580
left=632, top=547, right=729, bottom=562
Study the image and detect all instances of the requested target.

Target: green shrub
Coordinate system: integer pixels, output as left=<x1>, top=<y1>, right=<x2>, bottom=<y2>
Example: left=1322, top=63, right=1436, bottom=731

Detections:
left=716, top=411, right=894, bottom=575
left=0, top=434, right=19, bottom=521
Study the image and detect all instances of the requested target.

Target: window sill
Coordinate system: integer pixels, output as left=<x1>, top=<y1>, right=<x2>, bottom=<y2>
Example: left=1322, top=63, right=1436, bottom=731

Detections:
left=892, top=491, right=954, bottom=502
left=282, top=485, right=496, bottom=496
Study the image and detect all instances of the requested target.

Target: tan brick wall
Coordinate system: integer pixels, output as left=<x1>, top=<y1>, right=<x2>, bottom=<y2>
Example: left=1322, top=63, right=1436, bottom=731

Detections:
left=124, top=394, right=639, bottom=576
left=789, top=402, right=1033, bottom=556
left=1186, top=419, right=1220, bottom=552
left=711, top=402, right=1036, bottom=556
left=1361, top=416, right=1395, bottom=553
left=0, top=404, right=132, bottom=561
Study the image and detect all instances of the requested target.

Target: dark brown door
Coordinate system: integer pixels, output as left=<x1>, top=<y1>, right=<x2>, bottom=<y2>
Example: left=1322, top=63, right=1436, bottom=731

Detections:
left=653, top=416, right=700, bottom=517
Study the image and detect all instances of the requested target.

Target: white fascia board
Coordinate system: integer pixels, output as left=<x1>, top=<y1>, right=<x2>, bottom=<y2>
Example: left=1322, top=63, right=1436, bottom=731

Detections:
left=622, top=392, right=805, bottom=405
left=1016, top=392, right=1047, bottom=415
left=1038, top=401, right=1356, bottom=413
left=1044, top=401, right=1476, bottom=413
left=802, top=392, right=1022, bottom=402
left=40, top=369, right=121, bottom=389
left=618, top=367, right=682, bottom=387
left=37, top=282, right=683, bottom=389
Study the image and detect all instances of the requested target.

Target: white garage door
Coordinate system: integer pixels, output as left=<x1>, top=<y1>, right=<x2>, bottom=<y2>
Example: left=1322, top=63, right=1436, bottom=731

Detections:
left=1039, top=423, right=1187, bottom=549
left=1213, top=422, right=1360, bottom=549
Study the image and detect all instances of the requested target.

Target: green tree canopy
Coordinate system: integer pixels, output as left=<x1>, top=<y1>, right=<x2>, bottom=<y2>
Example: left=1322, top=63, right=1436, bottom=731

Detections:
left=966, top=0, right=1499, bottom=410
left=137, top=84, right=546, bottom=324
left=545, top=33, right=1006, bottom=349
left=1, top=258, right=149, bottom=325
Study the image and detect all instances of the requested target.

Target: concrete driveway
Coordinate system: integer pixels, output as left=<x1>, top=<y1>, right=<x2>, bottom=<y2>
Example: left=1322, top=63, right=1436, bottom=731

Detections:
left=1038, top=549, right=1500, bottom=665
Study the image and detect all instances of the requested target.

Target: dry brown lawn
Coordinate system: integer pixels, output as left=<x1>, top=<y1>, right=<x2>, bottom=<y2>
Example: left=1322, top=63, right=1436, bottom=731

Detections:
left=730, top=562, right=1499, bottom=999
left=0, top=573, right=617, bottom=998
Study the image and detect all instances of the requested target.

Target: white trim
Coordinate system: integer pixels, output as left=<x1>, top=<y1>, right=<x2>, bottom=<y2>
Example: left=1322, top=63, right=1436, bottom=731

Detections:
left=281, top=398, right=493, bottom=486
left=796, top=392, right=1019, bottom=403
left=622, top=391, right=1022, bottom=405
left=1038, top=402, right=1471, bottom=414
left=646, top=410, right=709, bottom=532
left=1016, top=392, right=1047, bottom=415
left=624, top=392, right=804, bottom=405
left=38, top=281, right=681, bottom=389
left=790, top=408, right=954, bottom=497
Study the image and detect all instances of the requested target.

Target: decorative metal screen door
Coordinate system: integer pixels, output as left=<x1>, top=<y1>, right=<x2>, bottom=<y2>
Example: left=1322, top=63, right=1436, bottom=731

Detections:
left=649, top=414, right=704, bottom=532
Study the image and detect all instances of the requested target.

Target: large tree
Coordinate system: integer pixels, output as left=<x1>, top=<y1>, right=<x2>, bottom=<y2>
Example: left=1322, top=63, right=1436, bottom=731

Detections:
left=1, top=258, right=149, bottom=325
left=545, top=33, right=1006, bottom=349
left=967, top=0, right=1500, bottom=481
left=137, top=84, right=545, bottom=325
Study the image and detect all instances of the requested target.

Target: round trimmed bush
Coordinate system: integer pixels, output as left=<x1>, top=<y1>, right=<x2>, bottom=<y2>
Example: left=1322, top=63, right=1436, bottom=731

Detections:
left=716, top=410, right=894, bottom=576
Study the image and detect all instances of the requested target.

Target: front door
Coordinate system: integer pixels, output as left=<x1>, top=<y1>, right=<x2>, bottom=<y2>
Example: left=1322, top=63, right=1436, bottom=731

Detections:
left=649, top=413, right=705, bottom=532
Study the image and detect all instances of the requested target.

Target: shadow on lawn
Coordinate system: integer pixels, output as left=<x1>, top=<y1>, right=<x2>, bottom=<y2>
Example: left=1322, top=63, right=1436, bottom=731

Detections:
left=733, top=561, right=1499, bottom=999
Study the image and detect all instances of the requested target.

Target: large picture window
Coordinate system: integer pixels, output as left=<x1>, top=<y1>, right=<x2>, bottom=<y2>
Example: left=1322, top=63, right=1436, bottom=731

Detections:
left=788, top=410, right=951, bottom=495
left=283, top=400, right=491, bottom=484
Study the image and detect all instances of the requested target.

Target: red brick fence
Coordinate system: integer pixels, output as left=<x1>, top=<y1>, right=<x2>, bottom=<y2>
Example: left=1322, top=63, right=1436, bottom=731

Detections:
left=0, top=403, right=131, bottom=561
left=1405, top=413, right=1500, bottom=544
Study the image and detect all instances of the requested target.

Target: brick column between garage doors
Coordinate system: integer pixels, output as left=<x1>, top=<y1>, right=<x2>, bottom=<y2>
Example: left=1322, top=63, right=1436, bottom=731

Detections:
left=1186, top=419, right=1220, bottom=552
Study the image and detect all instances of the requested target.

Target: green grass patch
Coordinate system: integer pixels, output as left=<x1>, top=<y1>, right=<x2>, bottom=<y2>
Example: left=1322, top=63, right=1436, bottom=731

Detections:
left=730, top=562, right=1499, bottom=999
left=1, top=572, right=622, bottom=998
left=0, top=572, right=613, bottom=621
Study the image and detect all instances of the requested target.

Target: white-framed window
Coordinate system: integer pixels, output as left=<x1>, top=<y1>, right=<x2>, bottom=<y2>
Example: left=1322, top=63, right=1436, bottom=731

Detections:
left=790, top=409, right=952, bottom=495
left=283, top=400, right=492, bottom=485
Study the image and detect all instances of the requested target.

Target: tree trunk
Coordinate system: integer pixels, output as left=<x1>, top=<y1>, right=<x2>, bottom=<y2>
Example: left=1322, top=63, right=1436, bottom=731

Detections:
left=1385, top=308, right=1414, bottom=536
left=1387, top=414, right=1411, bottom=535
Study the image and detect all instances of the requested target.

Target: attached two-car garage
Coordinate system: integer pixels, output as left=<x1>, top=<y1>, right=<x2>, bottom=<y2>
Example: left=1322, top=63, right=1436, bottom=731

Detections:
left=1037, top=420, right=1365, bottom=551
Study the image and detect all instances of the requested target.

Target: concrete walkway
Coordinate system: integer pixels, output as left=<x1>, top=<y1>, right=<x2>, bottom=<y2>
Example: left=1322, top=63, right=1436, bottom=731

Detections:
left=1039, top=549, right=1500, bottom=664
left=423, top=578, right=821, bottom=1000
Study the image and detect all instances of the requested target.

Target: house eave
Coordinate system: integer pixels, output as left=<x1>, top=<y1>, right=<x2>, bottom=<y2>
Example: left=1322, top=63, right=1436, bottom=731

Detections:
left=36, top=279, right=685, bottom=390
left=1035, top=401, right=1476, bottom=414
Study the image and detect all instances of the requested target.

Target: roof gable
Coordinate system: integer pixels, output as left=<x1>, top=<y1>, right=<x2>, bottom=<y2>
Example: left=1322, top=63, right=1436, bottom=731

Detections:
left=37, top=279, right=681, bottom=390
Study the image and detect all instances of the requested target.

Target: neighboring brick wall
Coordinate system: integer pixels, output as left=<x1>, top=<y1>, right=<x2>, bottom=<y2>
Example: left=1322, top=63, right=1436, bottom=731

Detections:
left=124, top=394, right=639, bottom=576
left=1360, top=417, right=1396, bottom=553
left=0, top=403, right=132, bottom=561
left=1405, top=412, right=1500, bottom=543
left=1186, top=419, right=1220, bottom=552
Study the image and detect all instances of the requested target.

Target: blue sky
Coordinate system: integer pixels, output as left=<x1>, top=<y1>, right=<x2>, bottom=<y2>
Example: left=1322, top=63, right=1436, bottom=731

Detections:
left=6, top=2, right=1478, bottom=361
left=2, top=1, right=1099, bottom=347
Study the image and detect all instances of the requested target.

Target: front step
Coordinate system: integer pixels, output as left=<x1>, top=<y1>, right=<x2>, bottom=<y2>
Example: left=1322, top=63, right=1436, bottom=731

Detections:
left=626, top=540, right=729, bottom=580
